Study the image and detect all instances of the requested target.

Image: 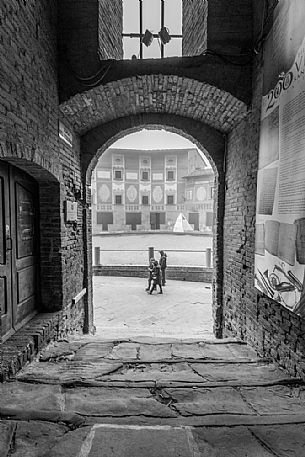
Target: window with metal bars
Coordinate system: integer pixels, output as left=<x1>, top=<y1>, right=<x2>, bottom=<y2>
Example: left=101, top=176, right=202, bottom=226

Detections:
left=122, top=0, right=182, bottom=59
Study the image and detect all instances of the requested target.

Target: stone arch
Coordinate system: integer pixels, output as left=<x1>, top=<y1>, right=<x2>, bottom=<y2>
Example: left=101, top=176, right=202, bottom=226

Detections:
left=0, top=141, right=63, bottom=183
left=78, top=113, right=225, bottom=337
left=0, top=155, right=63, bottom=313
left=60, top=75, right=247, bottom=337
left=60, top=74, right=248, bottom=136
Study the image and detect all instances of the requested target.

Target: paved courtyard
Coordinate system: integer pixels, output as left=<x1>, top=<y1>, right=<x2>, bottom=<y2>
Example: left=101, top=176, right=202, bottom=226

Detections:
left=93, top=276, right=214, bottom=339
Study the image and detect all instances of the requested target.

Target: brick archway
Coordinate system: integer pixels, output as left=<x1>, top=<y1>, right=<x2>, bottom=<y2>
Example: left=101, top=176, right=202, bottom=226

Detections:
left=79, top=115, right=226, bottom=338
left=60, top=75, right=247, bottom=337
left=60, top=74, right=247, bottom=135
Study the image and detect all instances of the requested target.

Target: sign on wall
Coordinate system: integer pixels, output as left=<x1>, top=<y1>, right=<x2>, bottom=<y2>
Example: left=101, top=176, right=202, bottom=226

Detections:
left=255, top=0, right=305, bottom=316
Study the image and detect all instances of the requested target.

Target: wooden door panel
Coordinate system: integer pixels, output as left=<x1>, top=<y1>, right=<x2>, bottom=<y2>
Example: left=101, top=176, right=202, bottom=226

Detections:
left=16, top=296, right=36, bottom=324
left=16, top=183, right=35, bottom=259
left=0, top=276, right=7, bottom=316
left=0, top=176, right=4, bottom=264
left=0, top=163, right=13, bottom=338
left=11, top=167, right=38, bottom=327
left=0, top=276, right=12, bottom=335
left=0, top=162, right=38, bottom=335
left=17, top=265, right=35, bottom=304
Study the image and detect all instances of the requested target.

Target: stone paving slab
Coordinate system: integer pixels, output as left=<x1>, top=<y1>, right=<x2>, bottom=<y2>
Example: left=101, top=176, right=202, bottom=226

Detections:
left=240, top=385, right=305, bottom=415
left=0, top=382, right=64, bottom=411
left=199, top=342, right=258, bottom=361
left=103, top=362, right=204, bottom=383
left=225, top=343, right=258, bottom=360
left=0, top=407, right=85, bottom=428
left=139, top=344, right=172, bottom=360
left=164, top=385, right=305, bottom=417
left=39, top=340, right=84, bottom=362
left=193, top=424, right=305, bottom=456
left=16, top=361, right=123, bottom=384
left=250, top=424, right=305, bottom=456
left=64, top=386, right=178, bottom=418
left=108, top=342, right=140, bottom=360
left=0, top=421, right=14, bottom=457
left=190, top=362, right=293, bottom=385
left=164, top=387, right=254, bottom=416
left=74, top=342, right=114, bottom=361
left=42, top=424, right=198, bottom=457
left=193, top=426, right=278, bottom=456
left=41, top=426, right=92, bottom=457
left=171, top=343, right=205, bottom=359
left=0, top=420, right=68, bottom=457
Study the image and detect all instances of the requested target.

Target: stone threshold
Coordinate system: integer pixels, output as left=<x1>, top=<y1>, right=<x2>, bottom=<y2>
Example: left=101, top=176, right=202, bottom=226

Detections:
left=0, top=312, right=63, bottom=382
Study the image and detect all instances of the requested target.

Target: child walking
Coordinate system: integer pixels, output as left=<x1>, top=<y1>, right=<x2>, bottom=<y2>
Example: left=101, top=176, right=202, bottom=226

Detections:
left=148, top=260, right=163, bottom=294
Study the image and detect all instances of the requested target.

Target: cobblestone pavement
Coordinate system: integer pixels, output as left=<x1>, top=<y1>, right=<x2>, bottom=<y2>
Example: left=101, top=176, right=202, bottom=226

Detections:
left=1, top=335, right=305, bottom=456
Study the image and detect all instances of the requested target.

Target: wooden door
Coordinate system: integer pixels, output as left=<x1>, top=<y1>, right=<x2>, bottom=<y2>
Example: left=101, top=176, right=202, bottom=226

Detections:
left=0, top=163, right=13, bottom=338
left=0, top=161, right=38, bottom=339
left=10, top=166, right=38, bottom=327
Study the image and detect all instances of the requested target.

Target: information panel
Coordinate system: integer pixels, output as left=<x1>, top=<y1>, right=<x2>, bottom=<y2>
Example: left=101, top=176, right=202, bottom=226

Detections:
left=255, top=1, right=305, bottom=316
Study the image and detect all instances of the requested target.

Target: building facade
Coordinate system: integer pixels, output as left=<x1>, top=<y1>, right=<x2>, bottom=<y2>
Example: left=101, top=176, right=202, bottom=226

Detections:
left=91, top=148, right=214, bottom=233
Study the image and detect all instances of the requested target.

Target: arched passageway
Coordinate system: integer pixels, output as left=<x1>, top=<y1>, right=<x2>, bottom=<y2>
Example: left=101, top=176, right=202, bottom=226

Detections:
left=60, top=74, right=248, bottom=337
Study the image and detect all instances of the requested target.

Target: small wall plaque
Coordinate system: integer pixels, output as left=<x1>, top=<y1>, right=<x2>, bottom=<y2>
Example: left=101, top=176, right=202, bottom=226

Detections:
left=65, top=201, right=78, bottom=222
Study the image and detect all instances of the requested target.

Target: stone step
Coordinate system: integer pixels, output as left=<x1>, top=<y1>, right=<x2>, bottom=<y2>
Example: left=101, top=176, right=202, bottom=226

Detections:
left=2, top=418, right=305, bottom=457
left=2, top=381, right=305, bottom=421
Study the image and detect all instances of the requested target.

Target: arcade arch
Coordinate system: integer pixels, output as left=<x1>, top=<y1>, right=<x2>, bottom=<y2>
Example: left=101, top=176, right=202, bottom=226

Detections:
left=60, top=74, right=248, bottom=337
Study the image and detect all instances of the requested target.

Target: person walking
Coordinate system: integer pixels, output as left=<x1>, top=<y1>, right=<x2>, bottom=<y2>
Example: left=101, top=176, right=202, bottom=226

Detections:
left=145, top=257, right=155, bottom=291
left=148, top=260, right=163, bottom=294
left=159, top=250, right=167, bottom=286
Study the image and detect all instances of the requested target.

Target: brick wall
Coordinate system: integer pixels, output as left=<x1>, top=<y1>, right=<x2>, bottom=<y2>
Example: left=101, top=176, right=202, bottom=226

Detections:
left=99, top=0, right=123, bottom=60
left=222, top=55, right=305, bottom=378
left=206, top=0, right=253, bottom=54
left=182, top=0, right=252, bottom=57
left=58, top=0, right=123, bottom=100
left=0, top=1, right=87, bottom=338
left=182, top=0, right=208, bottom=56
left=93, top=265, right=213, bottom=283
left=0, top=0, right=59, bottom=164
left=58, top=125, right=85, bottom=310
